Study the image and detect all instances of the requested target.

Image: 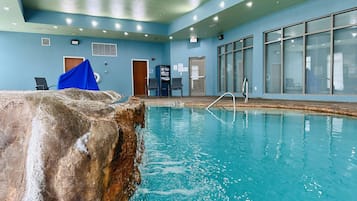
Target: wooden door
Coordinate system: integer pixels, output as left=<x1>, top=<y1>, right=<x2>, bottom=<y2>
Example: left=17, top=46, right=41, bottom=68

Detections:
left=64, top=57, right=85, bottom=72
left=133, top=60, right=148, bottom=96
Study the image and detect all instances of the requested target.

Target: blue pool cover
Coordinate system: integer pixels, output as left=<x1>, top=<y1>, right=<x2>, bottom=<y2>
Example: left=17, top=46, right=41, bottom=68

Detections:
left=57, top=59, right=99, bottom=90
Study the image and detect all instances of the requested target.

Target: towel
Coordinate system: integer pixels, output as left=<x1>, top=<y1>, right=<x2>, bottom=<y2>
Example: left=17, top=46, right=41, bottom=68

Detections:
left=57, top=59, right=99, bottom=90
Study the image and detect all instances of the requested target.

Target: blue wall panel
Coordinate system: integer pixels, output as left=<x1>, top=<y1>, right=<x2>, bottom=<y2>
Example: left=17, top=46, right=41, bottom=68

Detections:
left=0, top=0, right=356, bottom=102
left=169, top=38, right=216, bottom=96
left=0, top=32, right=166, bottom=95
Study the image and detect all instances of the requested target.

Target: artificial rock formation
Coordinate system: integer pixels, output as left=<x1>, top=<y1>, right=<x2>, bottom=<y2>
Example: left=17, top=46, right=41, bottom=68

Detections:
left=0, top=89, right=145, bottom=201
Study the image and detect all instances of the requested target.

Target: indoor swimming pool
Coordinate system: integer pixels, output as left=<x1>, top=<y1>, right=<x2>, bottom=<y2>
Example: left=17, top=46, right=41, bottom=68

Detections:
left=131, top=107, right=357, bottom=201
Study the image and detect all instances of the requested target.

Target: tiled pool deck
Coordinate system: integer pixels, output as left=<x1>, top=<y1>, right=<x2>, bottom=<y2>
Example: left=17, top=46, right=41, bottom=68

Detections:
left=139, top=96, right=357, bottom=117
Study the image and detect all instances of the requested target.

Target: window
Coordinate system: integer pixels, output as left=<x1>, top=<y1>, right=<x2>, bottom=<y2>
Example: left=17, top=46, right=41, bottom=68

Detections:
left=307, top=17, right=330, bottom=33
left=334, top=9, right=357, bottom=27
left=264, top=8, right=357, bottom=95
left=284, top=37, right=303, bottom=93
left=265, top=42, right=281, bottom=93
left=284, top=23, right=304, bottom=38
left=333, top=26, right=357, bottom=94
left=218, top=36, right=253, bottom=93
left=306, top=32, right=331, bottom=94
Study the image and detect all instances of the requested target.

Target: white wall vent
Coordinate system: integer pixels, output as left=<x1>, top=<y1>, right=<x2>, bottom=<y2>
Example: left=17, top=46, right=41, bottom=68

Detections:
left=41, top=38, right=50, bottom=46
left=92, top=42, right=117, bottom=57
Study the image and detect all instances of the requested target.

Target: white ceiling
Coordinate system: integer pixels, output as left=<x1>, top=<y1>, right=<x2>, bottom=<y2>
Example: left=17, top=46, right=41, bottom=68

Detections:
left=0, top=0, right=307, bottom=42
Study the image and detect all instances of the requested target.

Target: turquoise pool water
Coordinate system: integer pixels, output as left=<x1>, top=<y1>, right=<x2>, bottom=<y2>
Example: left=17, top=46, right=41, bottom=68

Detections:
left=131, top=107, right=357, bottom=201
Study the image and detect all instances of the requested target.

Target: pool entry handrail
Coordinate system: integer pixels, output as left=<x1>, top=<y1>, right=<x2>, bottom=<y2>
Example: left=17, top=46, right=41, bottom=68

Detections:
left=206, top=92, right=236, bottom=111
left=206, top=92, right=236, bottom=123
left=242, top=77, right=248, bottom=103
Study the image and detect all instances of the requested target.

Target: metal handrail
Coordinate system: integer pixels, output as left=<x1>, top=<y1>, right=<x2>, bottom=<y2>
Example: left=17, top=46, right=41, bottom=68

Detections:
left=206, top=92, right=236, bottom=123
left=242, top=77, right=248, bottom=103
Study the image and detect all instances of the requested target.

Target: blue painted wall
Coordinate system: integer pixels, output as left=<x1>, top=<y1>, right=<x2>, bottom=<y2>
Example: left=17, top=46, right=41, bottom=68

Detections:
left=0, top=0, right=356, bottom=102
left=169, top=38, right=216, bottom=96
left=0, top=32, right=166, bottom=95
left=168, top=0, right=356, bottom=101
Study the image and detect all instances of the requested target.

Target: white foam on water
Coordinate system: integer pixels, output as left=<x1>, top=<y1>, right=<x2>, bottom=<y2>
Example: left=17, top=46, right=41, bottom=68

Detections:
left=161, top=166, right=187, bottom=175
left=142, top=164, right=187, bottom=176
left=138, top=188, right=199, bottom=196
left=22, top=115, right=45, bottom=201
left=148, top=161, right=185, bottom=166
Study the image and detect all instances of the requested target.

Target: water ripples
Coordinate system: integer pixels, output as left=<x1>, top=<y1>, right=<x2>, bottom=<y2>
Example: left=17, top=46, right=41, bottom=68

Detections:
left=131, top=107, right=357, bottom=201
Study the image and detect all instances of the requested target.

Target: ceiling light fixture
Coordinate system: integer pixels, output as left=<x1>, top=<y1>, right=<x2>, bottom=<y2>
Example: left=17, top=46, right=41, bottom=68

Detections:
left=91, top=20, right=98, bottom=27
left=79, top=28, right=83, bottom=31
left=352, top=33, right=357, bottom=38
left=3, top=6, right=10, bottom=11
left=193, top=15, right=198, bottom=21
left=115, top=23, right=121, bottom=29
left=169, top=36, right=173, bottom=40
left=190, top=27, right=194, bottom=31
left=137, top=24, right=142, bottom=31
left=189, top=0, right=200, bottom=8
left=12, top=22, right=17, bottom=26
left=65, top=18, right=72, bottom=25
left=220, top=1, right=225, bottom=8
left=144, top=34, right=149, bottom=37
left=190, top=36, right=198, bottom=43
left=213, top=16, right=219, bottom=22
left=53, top=26, right=58, bottom=29
left=102, top=30, right=107, bottom=33
left=246, top=1, right=253, bottom=7
left=124, top=32, right=129, bottom=36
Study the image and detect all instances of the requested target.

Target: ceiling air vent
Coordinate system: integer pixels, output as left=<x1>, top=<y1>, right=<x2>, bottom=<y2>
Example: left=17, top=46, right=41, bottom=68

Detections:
left=41, top=38, right=50, bottom=46
left=92, top=42, right=117, bottom=57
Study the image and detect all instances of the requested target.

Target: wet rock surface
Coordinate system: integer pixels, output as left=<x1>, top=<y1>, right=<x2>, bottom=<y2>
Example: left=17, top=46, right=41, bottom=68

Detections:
left=0, top=89, right=145, bottom=201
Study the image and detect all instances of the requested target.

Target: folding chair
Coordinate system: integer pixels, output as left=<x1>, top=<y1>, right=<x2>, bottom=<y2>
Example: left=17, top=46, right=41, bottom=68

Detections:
left=171, top=77, right=183, bottom=97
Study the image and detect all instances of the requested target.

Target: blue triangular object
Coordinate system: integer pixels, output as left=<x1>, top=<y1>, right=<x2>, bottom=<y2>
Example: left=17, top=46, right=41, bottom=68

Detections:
left=57, top=59, right=99, bottom=90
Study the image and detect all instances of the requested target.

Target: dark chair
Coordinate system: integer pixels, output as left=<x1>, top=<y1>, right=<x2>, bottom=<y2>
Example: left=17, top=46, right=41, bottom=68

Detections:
left=34, top=77, right=49, bottom=90
left=171, top=77, right=183, bottom=97
left=146, top=78, right=159, bottom=96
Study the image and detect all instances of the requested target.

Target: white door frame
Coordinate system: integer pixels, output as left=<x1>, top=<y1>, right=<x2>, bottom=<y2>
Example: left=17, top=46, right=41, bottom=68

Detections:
left=131, top=59, right=150, bottom=96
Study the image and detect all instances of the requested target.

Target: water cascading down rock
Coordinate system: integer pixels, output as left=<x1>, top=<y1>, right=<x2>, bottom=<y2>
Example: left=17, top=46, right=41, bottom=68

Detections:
left=0, top=89, right=145, bottom=201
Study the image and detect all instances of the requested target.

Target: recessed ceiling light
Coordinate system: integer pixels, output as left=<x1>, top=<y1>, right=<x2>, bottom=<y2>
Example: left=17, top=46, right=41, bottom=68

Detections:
left=169, top=36, right=173, bottom=40
left=79, top=28, right=83, bottom=31
left=144, top=34, right=149, bottom=37
left=12, top=22, right=17, bottom=26
left=190, top=27, right=194, bottom=31
left=137, top=24, right=142, bottom=31
left=213, top=16, right=219, bottom=22
left=219, top=1, right=225, bottom=8
left=246, top=1, right=253, bottom=7
left=115, top=23, right=121, bottom=29
left=53, top=26, right=58, bottom=29
left=91, top=20, right=98, bottom=27
left=102, top=30, right=107, bottom=33
left=352, top=33, right=357, bottom=37
left=124, top=32, right=129, bottom=36
left=65, top=18, right=72, bottom=25
left=193, top=15, right=198, bottom=21
left=3, top=7, right=10, bottom=11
